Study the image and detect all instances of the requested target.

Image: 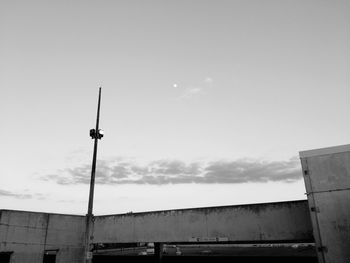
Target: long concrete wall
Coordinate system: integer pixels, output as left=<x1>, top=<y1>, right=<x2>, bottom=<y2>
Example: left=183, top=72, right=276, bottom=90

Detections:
left=0, top=210, right=85, bottom=263
left=93, top=200, right=313, bottom=243
left=0, top=201, right=314, bottom=262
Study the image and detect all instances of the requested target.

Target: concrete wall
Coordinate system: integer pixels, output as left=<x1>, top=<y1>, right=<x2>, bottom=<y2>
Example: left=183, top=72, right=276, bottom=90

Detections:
left=300, top=144, right=350, bottom=263
left=0, top=210, right=85, bottom=263
left=93, top=200, right=313, bottom=243
left=0, top=201, right=314, bottom=262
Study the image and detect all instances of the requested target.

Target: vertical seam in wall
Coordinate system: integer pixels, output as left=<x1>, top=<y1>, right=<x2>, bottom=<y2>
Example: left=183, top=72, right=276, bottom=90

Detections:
left=205, top=210, right=208, bottom=237
left=304, top=159, right=326, bottom=263
left=4, top=212, right=9, bottom=246
left=43, top=213, right=50, bottom=251
left=92, top=215, right=95, bottom=247
left=132, top=216, right=135, bottom=242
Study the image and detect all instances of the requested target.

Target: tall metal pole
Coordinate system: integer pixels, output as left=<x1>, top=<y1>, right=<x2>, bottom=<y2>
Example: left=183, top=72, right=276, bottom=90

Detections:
left=84, top=87, right=102, bottom=263
left=88, top=87, right=101, bottom=215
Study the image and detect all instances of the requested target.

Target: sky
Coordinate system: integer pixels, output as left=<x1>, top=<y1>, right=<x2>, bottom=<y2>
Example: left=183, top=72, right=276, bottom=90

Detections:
left=1, top=0, right=349, bottom=215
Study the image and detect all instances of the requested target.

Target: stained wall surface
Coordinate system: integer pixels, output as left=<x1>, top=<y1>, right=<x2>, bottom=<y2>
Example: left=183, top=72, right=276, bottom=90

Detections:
left=93, top=200, right=313, bottom=243
left=1, top=201, right=314, bottom=262
left=0, top=210, right=85, bottom=263
left=300, top=145, right=350, bottom=263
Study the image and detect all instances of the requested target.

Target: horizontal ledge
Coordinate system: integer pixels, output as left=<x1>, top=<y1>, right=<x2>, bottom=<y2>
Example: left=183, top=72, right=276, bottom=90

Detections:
left=299, top=144, right=350, bottom=158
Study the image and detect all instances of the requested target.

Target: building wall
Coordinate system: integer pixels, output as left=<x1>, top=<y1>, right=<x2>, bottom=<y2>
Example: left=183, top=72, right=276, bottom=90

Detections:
left=0, top=200, right=314, bottom=262
left=300, top=144, right=350, bottom=263
left=0, top=210, right=85, bottom=263
left=93, top=200, right=313, bottom=243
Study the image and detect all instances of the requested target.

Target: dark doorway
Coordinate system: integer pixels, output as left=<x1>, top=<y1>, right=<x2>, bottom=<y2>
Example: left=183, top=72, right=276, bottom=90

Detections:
left=0, top=252, right=12, bottom=263
left=43, top=250, right=57, bottom=263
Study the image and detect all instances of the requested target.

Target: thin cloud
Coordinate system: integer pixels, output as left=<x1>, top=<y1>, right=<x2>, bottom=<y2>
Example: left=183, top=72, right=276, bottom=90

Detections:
left=204, top=77, right=213, bottom=83
left=179, top=87, right=202, bottom=99
left=0, top=189, right=33, bottom=199
left=203, top=158, right=301, bottom=183
left=40, top=157, right=302, bottom=185
left=177, top=77, right=214, bottom=99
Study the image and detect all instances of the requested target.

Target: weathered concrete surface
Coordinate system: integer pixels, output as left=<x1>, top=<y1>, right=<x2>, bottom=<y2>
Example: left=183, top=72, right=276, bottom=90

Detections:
left=300, top=145, right=350, bottom=263
left=93, top=200, right=313, bottom=243
left=0, top=201, right=314, bottom=262
left=0, top=210, right=85, bottom=263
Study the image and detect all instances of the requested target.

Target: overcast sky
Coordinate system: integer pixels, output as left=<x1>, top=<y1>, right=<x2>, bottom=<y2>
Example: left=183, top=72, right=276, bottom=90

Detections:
left=1, top=0, right=349, bottom=215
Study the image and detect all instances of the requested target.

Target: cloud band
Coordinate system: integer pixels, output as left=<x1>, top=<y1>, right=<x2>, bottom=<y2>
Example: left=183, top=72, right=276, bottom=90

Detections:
left=41, top=157, right=302, bottom=185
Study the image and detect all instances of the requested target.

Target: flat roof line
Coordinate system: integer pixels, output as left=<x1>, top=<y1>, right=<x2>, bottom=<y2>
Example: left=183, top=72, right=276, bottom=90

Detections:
left=95, top=199, right=308, bottom=218
left=0, top=209, right=84, bottom=217
left=299, top=144, right=350, bottom=158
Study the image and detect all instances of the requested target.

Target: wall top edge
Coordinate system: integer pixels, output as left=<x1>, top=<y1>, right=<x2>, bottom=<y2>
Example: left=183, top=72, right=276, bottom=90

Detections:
left=1, top=200, right=309, bottom=218
left=96, top=199, right=308, bottom=218
left=0, top=209, right=84, bottom=217
left=299, top=143, right=350, bottom=158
